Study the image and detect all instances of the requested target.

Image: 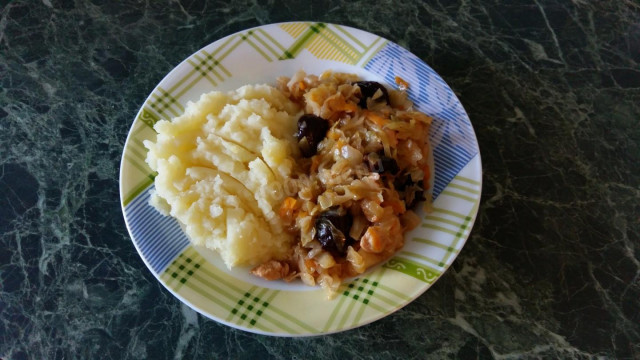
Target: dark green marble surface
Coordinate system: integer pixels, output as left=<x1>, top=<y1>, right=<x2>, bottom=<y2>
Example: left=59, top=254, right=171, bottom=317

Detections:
left=1, top=1, right=639, bottom=359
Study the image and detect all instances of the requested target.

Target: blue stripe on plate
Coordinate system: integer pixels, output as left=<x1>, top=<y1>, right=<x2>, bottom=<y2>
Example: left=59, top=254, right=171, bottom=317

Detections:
left=364, top=42, right=479, bottom=198
left=124, top=186, right=190, bottom=274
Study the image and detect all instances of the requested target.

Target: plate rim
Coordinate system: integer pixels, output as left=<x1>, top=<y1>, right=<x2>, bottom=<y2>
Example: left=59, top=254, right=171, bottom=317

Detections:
left=119, top=21, right=482, bottom=337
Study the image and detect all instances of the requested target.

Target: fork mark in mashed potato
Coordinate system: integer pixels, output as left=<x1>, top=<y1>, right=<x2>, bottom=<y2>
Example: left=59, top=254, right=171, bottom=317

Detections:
left=206, top=132, right=280, bottom=178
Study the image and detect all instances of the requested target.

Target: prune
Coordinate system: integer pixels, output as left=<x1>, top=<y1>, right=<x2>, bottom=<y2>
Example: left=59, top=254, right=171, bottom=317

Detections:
left=393, top=172, right=426, bottom=209
left=296, top=114, right=329, bottom=157
left=353, top=81, right=390, bottom=109
left=406, top=189, right=425, bottom=209
left=365, top=152, right=399, bottom=175
left=314, top=207, right=353, bottom=255
left=393, top=172, right=412, bottom=191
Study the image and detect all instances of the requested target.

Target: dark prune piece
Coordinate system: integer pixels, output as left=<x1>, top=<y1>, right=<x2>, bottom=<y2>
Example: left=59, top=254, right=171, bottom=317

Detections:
left=394, top=172, right=426, bottom=209
left=406, top=190, right=426, bottom=209
left=296, top=114, right=329, bottom=157
left=353, top=81, right=390, bottom=109
left=314, top=207, right=353, bottom=255
left=393, top=172, right=412, bottom=191
left=365, top=152, right=399, bottom=175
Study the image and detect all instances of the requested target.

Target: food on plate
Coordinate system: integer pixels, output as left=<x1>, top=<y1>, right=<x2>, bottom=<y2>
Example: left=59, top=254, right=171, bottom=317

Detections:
left=251, top=71, right=433, bottom=297
left=144, top=71, right=433, bottom=298
left=144, top=85, right=302, bottom=267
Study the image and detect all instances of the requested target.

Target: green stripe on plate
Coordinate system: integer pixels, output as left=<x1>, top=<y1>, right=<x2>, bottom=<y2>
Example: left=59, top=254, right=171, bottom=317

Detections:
left=280, top=22, right=326, bottom=59
left=257, top=290, right=282, bottom=330
left=448, top=182, right=480, bottom=195
left=342, top=279, right=372, bottom=321
left=375, top=273, right=411, bottom=301
left=383, top=257, right=441, bottom=284
left=189, top=272, right=240, bottom=302
left=358, top=38, right=387, bottom=67
left=455, top=175, right=482, bottom=185
left=122, top=175, right=155, bottom=207
left=210, top=34, right=240, bottom=59
left=250, top=31, right=280, bottom=59
left=172, top=60, right=231, bottom=101
left=425, top=215, right=465, bottom=228
left=438, top=193, right=480, bottom=266
left=132, top=137, right=148, bottom=151
left=216, top=36, right=246, bottom=66
left=187, top=272, right=299, bottom=331
left=199, top=266, right=246, bottom=296
left=209, top=33, right=240, bottom=57
left=351, top=273, right=385, bottom=325
left=318, top=27, right=360, bottom=63
left=334, top=24, right=366, bottom=49
left=323, top=285, right=351, bottom=331
left=399, top=250, right=444, bottom=268
left=186, top=55, right=225, bottom=78
left=182, top=278, right=235, bottom=312
left=257, top=28, right=286, bottom=52
left=166, top=48, right=222, bottom=95
left=243, top=35, right=273, bottom=62
left=123, top=154, right=152, bottom=177
left=149, top=93, right=181, bottom=118
left=126, top=144, right=146, bottom=162
left=157, top=86, right=185, bottom=112
left=368, top=289, right=401, bottom=307
left=430, top=206, right=469, bottom=220
left=196, top=262, right=317, bottom=333
left=260, top=311, right=299, bottom=333
left=226, top=286, right=270, bottom=327
left=173, top=254, right=204, bottom=292
left=166, top=65, right=200, bottom=95
left=265, top=299, right=319, bottom=333
left=336, top=287, right=360, bottom=330
left=163, top=252, right=234, bottom=309
left=441, top=190, right=476, bottom=203
left=412, top=237, right=451, bottom=251
left=186, top=58, right=220, bottom=85
left=421, top=223, right=462, bottom=237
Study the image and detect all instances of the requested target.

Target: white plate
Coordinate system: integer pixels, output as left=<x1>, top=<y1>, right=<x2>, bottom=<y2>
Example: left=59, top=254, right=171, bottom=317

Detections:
left=119, top=22, right=482, bottom=336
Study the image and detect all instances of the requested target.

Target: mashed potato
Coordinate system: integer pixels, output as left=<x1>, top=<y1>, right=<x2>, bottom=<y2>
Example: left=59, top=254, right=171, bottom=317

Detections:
left=144, top=85, right=302, bottom=267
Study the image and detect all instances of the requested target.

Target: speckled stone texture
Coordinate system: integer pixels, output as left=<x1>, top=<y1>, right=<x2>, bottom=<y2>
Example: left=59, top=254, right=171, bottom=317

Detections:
left=1, top=1, right=638, bottom=359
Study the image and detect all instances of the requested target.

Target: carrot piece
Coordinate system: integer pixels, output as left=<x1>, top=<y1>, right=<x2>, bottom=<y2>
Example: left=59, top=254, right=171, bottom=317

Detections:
left=365, top=111, right=389, bottom=128
left=327, top=129, right=340, bottom=140
left=304, top=259, right=318, bottom=273
left=360, top=226, right=385, bottom=253
left=384, top=129, right=398, bottom=147
left=310, top=155, right=320, bottom=173
left=384, top=199, right=406, bottom=214
left=395, top=76, right=410, bottom=89
left=279, top=197, right=299, bottom=219
left=328, top=96, right=357, bottom=113
left=343, top=102, right=358, bottom=113
left=422, top=164, right=431, bottom=189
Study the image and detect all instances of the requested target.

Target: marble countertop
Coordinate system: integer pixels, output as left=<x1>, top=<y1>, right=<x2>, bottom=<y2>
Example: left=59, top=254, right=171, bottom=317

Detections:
left=1, top=1, right=638, bottom=359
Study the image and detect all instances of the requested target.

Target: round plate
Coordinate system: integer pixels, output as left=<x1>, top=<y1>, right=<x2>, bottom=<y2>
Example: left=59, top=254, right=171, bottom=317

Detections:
left=120, top=22, right=482, bottom=336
